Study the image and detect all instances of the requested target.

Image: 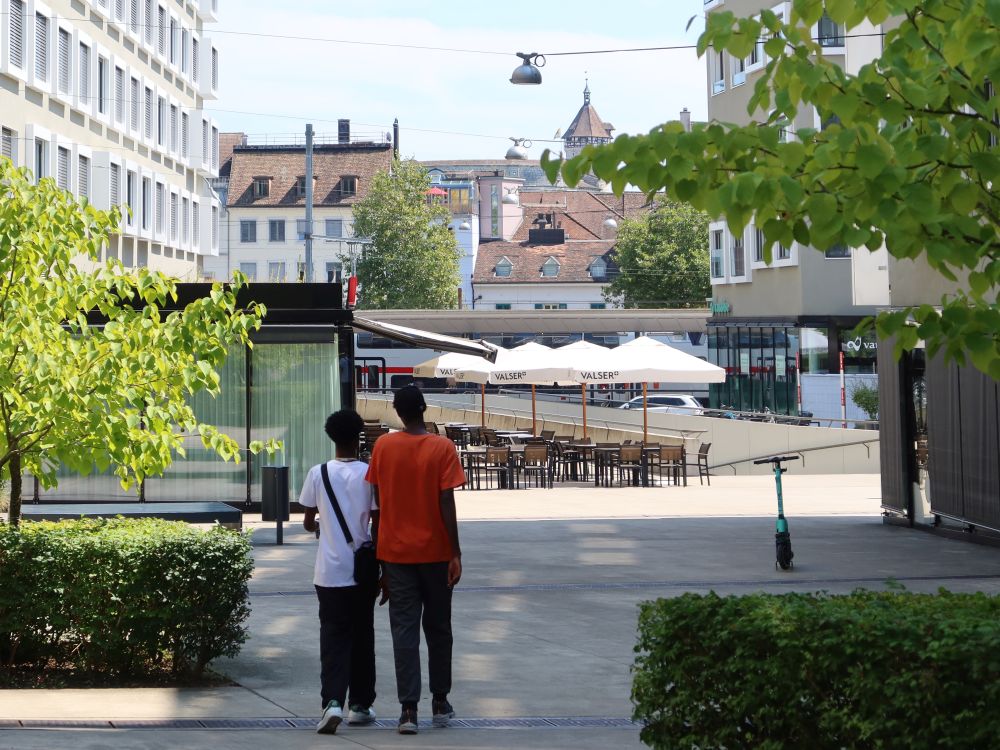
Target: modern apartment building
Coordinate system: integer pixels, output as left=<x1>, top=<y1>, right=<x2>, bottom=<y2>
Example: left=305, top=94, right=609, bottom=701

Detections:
left=703, top=0, right=887, bottom=420
left=0, top=0, right=222, bottom=279
left=204, top=126, right=393, bottom=284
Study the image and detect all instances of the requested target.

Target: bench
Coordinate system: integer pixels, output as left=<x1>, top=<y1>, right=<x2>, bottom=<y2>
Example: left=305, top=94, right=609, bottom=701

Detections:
left=20, top=502, right=243, bottom=530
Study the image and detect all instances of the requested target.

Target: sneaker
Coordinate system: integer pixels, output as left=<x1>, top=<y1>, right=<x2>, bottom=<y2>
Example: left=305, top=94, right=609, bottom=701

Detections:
left=432, top=698, right=455, bottom=728
left=348, top=704, right=376, bottom=726
left=397, top=707, right=418, bottom=735
left=316, top=700, right=342, bottom=734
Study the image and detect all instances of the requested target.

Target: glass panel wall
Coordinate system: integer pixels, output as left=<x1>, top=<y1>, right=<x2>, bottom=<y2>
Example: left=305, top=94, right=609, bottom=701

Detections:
left=709, top=325, right=800, bottom=416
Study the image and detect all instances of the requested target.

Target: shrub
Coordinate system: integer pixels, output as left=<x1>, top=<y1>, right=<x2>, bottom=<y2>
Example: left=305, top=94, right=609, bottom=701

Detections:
left=0, top=518, right=253, bottom=677
left=633, top=590, right=1000, bottom=749
left=850, top=380, right=880, bottom=421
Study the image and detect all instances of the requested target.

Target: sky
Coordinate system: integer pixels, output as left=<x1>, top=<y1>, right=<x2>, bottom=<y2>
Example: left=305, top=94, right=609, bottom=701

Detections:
left=210, top=1, right=708, bottom=161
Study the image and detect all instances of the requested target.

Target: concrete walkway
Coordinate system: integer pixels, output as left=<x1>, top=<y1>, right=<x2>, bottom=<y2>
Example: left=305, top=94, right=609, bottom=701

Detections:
left=5, top=475, right=1000, bottom=749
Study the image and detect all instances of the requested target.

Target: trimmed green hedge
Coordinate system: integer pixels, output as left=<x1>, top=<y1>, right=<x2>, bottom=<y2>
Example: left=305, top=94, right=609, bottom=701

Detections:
left=634, top=590, right=1000, bottom=749
left=0, top=518, right=253, bottom=677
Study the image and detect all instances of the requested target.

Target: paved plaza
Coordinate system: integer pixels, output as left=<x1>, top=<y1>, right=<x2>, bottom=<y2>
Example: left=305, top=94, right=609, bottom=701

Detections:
left=5, top=474, right=1000, bottom=749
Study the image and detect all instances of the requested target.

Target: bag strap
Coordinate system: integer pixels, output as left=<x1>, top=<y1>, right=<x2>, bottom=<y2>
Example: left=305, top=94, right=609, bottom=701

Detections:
left=320, top=462, right=354, bottom=548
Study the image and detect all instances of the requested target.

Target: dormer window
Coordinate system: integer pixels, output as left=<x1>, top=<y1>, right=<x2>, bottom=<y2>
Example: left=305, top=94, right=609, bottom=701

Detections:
left=253, top=177, right=271, bottom=198
left=494, top=257, right=513, bottom=278
left=339, top=175, right=358, bottom=198
left=294, top=177, right=306, bottom=198
left=541, top=257, right=560, bottom=277
left=589, top=257, right=607, bottom=279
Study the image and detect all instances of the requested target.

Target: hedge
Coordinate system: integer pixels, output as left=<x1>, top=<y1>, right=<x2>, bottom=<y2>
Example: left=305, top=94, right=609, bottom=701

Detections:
left=0, top=518, right=253, bottom=677
left=634, top=590, right=1000, bottom=750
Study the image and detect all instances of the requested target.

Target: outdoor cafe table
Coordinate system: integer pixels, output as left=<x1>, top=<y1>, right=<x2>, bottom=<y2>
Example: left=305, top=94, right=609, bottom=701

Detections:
left=592, top=445, right=661, bottom=488
left=459, top=445, right=524, bottom=490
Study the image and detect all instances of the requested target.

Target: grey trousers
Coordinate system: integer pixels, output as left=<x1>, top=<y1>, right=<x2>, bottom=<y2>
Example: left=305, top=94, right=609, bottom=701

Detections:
left=383, top=561, right=453, bottom=705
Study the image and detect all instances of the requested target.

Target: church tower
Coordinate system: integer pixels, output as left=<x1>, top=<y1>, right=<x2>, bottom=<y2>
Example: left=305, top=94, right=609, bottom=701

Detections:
left=563, top=81, right=615, bottom=159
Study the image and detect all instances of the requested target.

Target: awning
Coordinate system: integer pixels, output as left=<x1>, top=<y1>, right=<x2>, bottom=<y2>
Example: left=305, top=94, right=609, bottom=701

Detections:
left=352, top=317, right=499, bottom=362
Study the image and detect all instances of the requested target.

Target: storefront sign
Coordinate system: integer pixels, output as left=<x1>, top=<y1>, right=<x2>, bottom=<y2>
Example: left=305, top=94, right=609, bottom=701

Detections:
left=842, top=336, right=878, bottom=353
left=709, top=298, right=732, bottom=315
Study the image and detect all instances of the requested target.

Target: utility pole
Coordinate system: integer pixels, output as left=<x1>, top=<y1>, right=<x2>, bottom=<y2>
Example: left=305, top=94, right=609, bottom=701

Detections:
left=304, top=123, right=314, bottom=282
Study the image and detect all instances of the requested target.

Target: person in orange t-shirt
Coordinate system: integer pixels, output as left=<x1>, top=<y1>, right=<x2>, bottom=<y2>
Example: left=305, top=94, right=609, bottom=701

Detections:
left=365, top=385, right=465, bottom=735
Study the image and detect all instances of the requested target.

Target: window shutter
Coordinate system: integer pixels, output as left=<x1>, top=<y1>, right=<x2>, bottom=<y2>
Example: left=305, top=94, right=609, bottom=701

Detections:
left=144, top=0, right=153, bottom=43
left=211, top=47, right=218, bottom=89
left=211, top=127, right=218, bottom=168
left=115, top=0, right=123, bottom=21
left=115, top=68, right=124, bottom=122
left=56, top=147, right=69, bottom=190
left=78, top=155, right=89, bottom=198
left=130, top=0, right=138, bottom=33
left=157, top=7, right=165, bottom=53
left=181, top=29, right=188, bottom=73
left=192, top=38, right=199, bottom=81
left=1, top=128, right=13, bottom=161
left=182, top=197, right=189, bottom=241
left=110, top=163, right=120, bottom=205
left=35, top=14, right=48, bottom=82
left=202, top=120, right=208, bottom=160
left=192, top=203, right=200, bottom=243
left=170, top=194, right=177, bottom=239
left=130, top=78, right=139, bottom=130
left=58, top=28, right=70, bottom=93
left=181, top=113, right=188, bottom=157
left=170, top=105, right=177, bottom=150
left=212, top=206, right=218, bottom=247
left=79, top=44, right=90, bottom=98
left=144, top=88, right=152, bottom=138
left=9, top=1, right=25, bottom=68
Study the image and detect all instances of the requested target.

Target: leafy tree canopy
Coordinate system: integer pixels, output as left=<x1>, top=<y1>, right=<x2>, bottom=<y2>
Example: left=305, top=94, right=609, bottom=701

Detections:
left=351, top=159, right=462, bottom=309
left=0, top=158, right=272, bottom=525
left=605, top=201, right=710, bottom=308
left=544, top=0, right=1000, bottom=377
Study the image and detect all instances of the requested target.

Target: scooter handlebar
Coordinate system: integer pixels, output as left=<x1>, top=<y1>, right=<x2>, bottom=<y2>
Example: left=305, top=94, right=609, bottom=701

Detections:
left=753, top=455, right=800, bottom=465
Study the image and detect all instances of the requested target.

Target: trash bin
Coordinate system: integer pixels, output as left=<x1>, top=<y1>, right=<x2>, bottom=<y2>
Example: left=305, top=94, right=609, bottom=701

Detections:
left=261, top=466, right=290, bottom=522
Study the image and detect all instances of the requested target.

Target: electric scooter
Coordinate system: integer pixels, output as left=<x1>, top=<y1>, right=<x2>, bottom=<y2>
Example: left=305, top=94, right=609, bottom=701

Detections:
left=754, top=455, right=799, bottom=570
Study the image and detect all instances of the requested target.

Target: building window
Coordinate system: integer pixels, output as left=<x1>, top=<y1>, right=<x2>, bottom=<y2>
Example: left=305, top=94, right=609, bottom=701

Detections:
left=79, top=43, right=90, bottom=99
left=825, top=244, right=851, bottom=259
left=253, top=177, right=270, bottom=198
left=494, top=257, right=513, bottom=278
left=535, top=303, right=567, bottom=310
left=170, top=193, right=178, bottom=240
left=268, top=219, right=285, bottom=242
left=325, top=218, right=343, bottom=238
left=130, top=0, right=139, bottom=34
left=752, top=227, right=766, bottom=263
left=156, top=96, right=165, bottom=145
left=169, top=18, right=177, bottom=63
left=494, top=303, right=511, bottom=310
left=97, top=56, right=108, bottom=115
left=211, top=47, right=218, bottom=89
left=1, top=127, right=16, bottom=164
left=590, top=303, right=607, bottom=309
left=144, top=0, right=153, bottom=44
left=338, top=176, right=357, bottom=198
left=181, top=196, right=189, bottom=241
left=296, top=219, right=308, bottom=240
left=34, top=13, right=48, bottom=82
left=239, top=262, right=257, bottom=282
left=126, top=171, right=136, bottom=226
left=141, top=177, right=150, bottom=230
left=157, top=6, right=166, bottom=55
left=240, top=220, right=256, bottom=243
left=294, top=177, right=306, bottom=198
left=144, top=87, right=153, bottom=139
left=589, top=257, right=607, bottom=279
left=296, top=261, right=307, bottom=281
left=170, top=105, right=178, bottom=151
left=778, top=243, right=792, bottom=261
left=130, top=77, right=140, bottom=131
left=541, top=257, right=560, bottom=277
left=325, top=261, right=342, bottom=283
left=57, top=28, right=71, bottom=94
left=78, top=155, right=90, bottom=198
left=191, top=37, right=199, bottom=82
left=211, top=127, right=218, bottom=169
left=9, top=1, right=25, bottom=69
left=192, top=202, right=199, bottom=243
left=181, top=29, right=188, bottom=74
left=268, top=261, right=286, bottom=282
left=212, top=206, right=218, bottom=248
left=155, top=184, right=164, bottom=233
left=711, top=48, right=725, bottom=94
left=114, top=67, right=125, bottom=123
left=109, top=163, right=120, bottom=206
left=731, top=53, right=746, bottom=86
left=731, top=234, right=746, bottom=277
left=181, top=112, right=189, bottom=157
left=710, top=229, right=724, bottom=278
left=56, top=146, right=70, bottom=191
left=33, top=138, right=47, bottom=183
left=818, top=13, right=845, bottom=47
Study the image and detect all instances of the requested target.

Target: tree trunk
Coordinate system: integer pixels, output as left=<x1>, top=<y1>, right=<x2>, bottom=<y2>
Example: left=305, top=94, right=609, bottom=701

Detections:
left=8, top=453, right=21, bottom=527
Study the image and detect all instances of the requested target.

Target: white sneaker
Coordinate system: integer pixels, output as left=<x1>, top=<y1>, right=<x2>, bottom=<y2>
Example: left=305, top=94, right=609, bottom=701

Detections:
left=348, top=705, right=376, bottom=725
left=317, top=700, right=343, bottom=734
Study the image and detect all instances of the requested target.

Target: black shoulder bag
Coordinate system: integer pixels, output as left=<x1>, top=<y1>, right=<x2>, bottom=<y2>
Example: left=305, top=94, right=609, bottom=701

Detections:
left=320, top=463, right=380, bottom=590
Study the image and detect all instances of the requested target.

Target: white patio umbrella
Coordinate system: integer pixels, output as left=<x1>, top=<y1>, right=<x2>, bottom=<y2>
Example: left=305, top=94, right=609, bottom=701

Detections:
left=412, top=350, right=506, bottom=427
left=567, top=336, right=726, bottom=441
left=556, top=340, right=613, bottom=438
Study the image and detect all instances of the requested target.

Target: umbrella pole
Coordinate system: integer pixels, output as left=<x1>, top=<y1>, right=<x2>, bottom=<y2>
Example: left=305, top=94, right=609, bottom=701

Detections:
left=481, top=383, right=486, bottom=427
left=531, top=384, right=537, bottom=435
left=581, top=383, right=588, bottom=439
left=642, top=382, right=648, bottom=444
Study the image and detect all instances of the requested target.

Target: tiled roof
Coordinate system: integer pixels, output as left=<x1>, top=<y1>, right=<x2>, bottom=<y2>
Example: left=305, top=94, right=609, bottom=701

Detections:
left=564, top=103, right=613, bottom=140
left=218, top=132, right=247, bottom=179
left=227, top=144, right=392, bottom=208
left=513, top=190, right=651, bottom=242
left=473, top=239, right=617, bottom=284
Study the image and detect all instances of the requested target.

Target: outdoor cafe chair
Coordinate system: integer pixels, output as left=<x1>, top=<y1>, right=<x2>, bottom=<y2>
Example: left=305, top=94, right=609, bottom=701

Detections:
left=657, top=445, right=685, bottom=486
left=520, top=444, right=553, bottom=489
left=483, top=446, right=512, bottom=489
left=617, top=444, right=645, bottom=487
left=686, top=442, right=712, bottom=486
left=540, top=429, right=555, bottom=441
left=467, top=425, right=483, bottom=446
left=424, top=421, right=440, bottom=434
left=445, top=425, right=468, bottom=449
left=481, top=427, right=503, bottom=447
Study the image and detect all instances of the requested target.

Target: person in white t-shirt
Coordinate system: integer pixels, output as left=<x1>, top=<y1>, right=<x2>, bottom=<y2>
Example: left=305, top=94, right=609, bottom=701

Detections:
left=300, top=409, right=380, bottom=735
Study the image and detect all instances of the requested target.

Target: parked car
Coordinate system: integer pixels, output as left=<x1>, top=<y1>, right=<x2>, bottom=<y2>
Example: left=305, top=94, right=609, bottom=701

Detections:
left=618, top=395, right=704, bottom=416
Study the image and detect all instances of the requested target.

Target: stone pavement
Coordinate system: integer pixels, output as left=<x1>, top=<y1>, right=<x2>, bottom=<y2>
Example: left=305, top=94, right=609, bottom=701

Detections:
left=5, top=474, right=1000, bottom=749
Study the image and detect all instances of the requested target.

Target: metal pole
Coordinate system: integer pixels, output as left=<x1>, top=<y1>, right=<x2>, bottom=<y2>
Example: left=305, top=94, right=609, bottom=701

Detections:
left=304, top=123, right=314, bottom=282
left=581, top=383, right=588, bottom=439
left=480, top=384, right=486, bottom=427
left=531, top=384, right=537, bottom=435
left=839, top=351, right=847, bottom=428
left=642, top=382, right=648, bottom=444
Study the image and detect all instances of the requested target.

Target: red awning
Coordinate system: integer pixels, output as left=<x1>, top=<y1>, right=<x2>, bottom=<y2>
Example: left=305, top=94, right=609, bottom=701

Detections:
left=425, top=187, right=448, bottom=196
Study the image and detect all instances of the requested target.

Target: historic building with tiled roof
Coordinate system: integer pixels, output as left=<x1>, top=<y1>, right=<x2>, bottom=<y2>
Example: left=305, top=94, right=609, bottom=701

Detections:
left=202, top=124, right=392, bottom=283
left=563, top=82, right=614, bottom=159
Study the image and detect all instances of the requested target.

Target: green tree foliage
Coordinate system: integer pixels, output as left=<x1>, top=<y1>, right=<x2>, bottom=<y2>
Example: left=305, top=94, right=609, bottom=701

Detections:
left=351, top=159, right=462, bottom=309
left=605, top=201, right=709, bottom=308
left=850, top=380, right=880, bottom=420
left=544, top=0, right=1000, bottom=377
left=0, top=158, right=271, bottom=526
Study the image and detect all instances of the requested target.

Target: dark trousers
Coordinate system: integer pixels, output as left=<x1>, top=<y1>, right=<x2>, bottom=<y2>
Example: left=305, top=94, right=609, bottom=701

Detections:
left=315, top=583, right=376, bottom=710
left=383, top=561, right=453, bottom=705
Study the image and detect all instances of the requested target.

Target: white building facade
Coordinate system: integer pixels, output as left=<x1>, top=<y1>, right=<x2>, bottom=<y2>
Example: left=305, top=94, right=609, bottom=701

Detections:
left=0, top=0, right=222, bottom=278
